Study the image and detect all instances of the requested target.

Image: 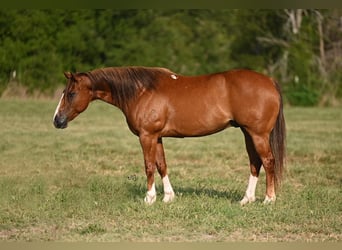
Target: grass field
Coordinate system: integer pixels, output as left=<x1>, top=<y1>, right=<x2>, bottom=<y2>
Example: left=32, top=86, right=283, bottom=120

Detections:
left=0, top=99, right=341, bottom=242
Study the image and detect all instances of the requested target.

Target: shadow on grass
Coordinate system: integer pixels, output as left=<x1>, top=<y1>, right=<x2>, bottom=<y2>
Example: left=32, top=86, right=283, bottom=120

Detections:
left=176, top=186, right=243, bottom=202
left=125, top=179, right=242, bottom=203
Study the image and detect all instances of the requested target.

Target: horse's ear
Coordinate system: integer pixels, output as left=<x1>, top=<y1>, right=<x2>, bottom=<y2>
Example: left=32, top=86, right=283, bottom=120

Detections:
left=64, top=72, right=73, bottom=79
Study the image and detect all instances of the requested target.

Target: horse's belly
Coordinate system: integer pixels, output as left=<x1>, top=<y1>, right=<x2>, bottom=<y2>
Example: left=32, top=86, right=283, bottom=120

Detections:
left=161, top=108, right=232, bottom=137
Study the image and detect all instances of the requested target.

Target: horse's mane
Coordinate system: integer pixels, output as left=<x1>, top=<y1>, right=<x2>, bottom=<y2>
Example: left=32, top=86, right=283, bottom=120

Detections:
left=81, top=66, right=173, bottom=108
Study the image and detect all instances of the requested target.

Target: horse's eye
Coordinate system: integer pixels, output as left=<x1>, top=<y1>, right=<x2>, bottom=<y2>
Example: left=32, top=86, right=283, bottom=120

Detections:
left=68, top=92, right=76, bottom=100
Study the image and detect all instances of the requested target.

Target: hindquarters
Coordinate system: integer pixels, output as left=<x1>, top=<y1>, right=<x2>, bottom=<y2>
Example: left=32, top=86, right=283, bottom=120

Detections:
left=225, top=70, right=286, bottom=203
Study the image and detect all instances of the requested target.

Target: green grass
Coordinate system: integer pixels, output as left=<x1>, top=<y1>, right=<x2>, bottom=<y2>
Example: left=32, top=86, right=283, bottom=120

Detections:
left=0, top=99, right=341, bottom=241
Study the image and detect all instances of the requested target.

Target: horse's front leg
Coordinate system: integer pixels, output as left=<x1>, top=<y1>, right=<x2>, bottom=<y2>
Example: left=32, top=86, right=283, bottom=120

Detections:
left=156, top=138, right=175, bottom=203
left=139, top=134, right=158, bottom=205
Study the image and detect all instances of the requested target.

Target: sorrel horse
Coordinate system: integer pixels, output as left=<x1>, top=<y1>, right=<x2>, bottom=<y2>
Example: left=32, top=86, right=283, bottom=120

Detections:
left=53, top=66, right=286, bottom=205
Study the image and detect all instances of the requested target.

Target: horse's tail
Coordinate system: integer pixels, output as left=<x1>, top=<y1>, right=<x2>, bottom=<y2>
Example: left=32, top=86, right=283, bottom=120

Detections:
left=270, top=81, right=286, bottom=190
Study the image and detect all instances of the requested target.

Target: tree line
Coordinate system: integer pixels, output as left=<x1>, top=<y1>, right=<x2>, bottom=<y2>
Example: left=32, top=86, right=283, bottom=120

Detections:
left=0, top=9, right=341, bottom=105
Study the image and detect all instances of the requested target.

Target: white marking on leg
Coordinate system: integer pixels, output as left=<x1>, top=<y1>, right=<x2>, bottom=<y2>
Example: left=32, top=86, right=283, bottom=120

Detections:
left=240, top=174, right=258, bottom=206
left=144, top=182, right=156, bottom=205
left=246, top=175, right=258, bottom=199
left=263, top=194, right=276, bottom=204
left=162, top=175, right=175, bottom=203
left=53, top=93, right=64, bottom=122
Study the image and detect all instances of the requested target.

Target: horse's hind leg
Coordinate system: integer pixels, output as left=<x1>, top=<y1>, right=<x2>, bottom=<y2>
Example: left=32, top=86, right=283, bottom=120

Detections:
left=240, top=129, right=262, bottom=205
left=250, top=132, right=277, bottom=204
left=156, top=138, right=175, bottom=203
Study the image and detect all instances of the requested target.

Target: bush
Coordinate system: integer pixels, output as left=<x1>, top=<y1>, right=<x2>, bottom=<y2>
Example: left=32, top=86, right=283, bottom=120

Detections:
left=286, top=84, right=320, bottom=106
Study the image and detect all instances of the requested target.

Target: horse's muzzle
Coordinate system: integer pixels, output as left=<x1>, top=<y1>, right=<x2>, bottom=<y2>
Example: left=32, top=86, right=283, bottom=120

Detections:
left=53, top=114, right=68, bottom=129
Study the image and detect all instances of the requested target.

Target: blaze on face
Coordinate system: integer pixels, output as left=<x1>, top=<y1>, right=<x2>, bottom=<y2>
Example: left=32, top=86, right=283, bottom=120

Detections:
left=53, top=72, right=92, bottom=129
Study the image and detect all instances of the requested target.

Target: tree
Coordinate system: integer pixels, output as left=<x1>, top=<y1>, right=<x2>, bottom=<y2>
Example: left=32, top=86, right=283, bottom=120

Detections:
left=0, top=10, right=341, bottom=105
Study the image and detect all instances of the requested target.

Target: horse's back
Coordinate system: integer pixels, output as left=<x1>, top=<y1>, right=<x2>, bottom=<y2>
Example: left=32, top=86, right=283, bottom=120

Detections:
left=132, top=69, right=280, bottom=137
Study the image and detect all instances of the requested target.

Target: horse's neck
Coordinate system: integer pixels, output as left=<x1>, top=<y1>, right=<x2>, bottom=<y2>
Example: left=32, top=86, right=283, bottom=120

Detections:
left=89, top=75, right=144, bottom=114
left=91, top=81, right=116, bottom=106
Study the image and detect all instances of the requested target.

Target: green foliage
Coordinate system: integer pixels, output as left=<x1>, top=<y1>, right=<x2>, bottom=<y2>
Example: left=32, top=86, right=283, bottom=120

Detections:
left=285, top=38, right=321, bottom=106
left=285, top=84, right=320, bottom=106
left=0, top=10, right=341, bottom=105
left=229, top=10, right=284, bottom=70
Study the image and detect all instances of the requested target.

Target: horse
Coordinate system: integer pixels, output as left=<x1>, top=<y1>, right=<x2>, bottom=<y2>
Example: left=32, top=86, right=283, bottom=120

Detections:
left=53, top=66, right=286, bottom=205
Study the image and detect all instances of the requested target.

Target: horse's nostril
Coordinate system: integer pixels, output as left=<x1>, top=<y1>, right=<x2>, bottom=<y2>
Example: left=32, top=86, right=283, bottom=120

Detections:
left=53, top=115, right=68, bottom=129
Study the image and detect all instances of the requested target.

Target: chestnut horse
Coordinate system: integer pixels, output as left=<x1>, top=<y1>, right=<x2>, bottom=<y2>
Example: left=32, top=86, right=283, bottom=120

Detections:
left=53, top=66, right=286, bottom=205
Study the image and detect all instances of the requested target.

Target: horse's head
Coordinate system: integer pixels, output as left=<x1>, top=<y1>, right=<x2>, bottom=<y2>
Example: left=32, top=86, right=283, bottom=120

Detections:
left=53, top=72, right=93, bottom=129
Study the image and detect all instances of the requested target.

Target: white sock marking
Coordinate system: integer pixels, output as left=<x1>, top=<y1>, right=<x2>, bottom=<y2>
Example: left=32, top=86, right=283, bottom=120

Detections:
left=240, top=174, right=258, bottom=205
left=246, top=174, right=258, bottom=199
left=162, top=175, right=175, bottom=203
left=263, top=194, right=276, bottom=204
left=162, top=175, right=173, bottom=194
left=144, top=182, right=156, bottom=205
left=53, top=93, right=64, bottom=122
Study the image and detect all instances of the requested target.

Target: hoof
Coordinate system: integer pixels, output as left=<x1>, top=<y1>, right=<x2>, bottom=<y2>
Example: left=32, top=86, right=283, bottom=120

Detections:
left=144, top=194, right=156, bottom=205
left=240, top=195, right=256, bottom=206
left=163, top=191, right=175, bottom=203
left=263, top=195, right=276, bottom=204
